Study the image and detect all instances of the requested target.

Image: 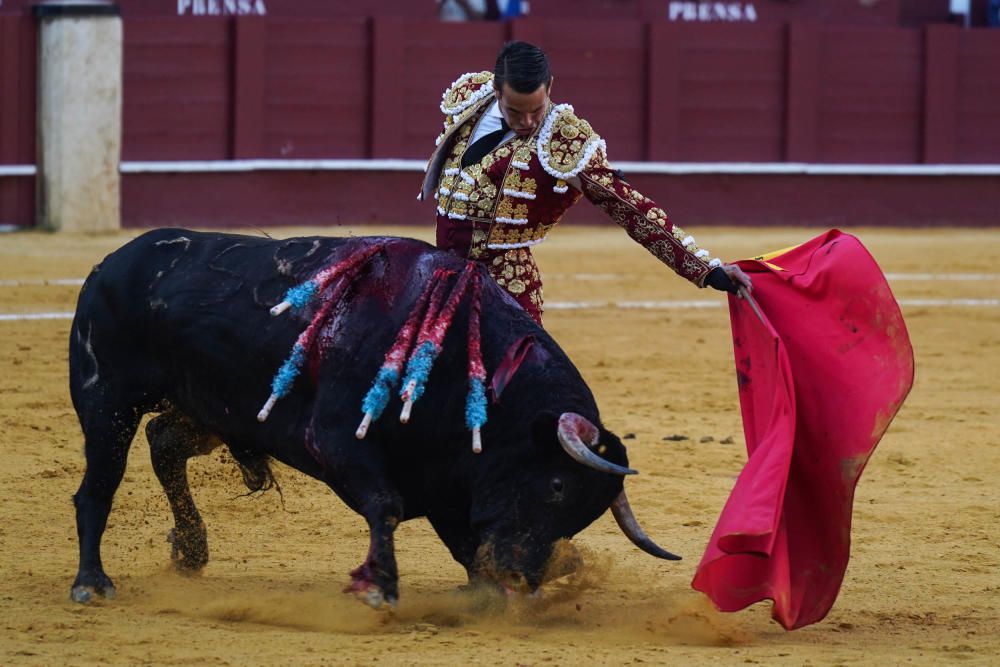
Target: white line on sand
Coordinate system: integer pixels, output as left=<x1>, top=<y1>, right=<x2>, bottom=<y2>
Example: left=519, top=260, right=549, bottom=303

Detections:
left=0, top=312, right=75, bottom=321
left=0, top=279, right=85, bottom=287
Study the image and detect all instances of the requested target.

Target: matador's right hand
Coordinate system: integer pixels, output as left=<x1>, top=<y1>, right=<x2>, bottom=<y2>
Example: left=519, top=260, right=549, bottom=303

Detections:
left=705, top=264, right=753, bottom=296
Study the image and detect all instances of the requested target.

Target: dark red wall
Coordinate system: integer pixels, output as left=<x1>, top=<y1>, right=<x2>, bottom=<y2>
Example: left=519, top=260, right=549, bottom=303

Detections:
left=121, top=169, right=1000, bottom=229
left=116, top=18, right=1000, bottom=165
left=0, top=0, right=961, bottom=26
left=3, top=4, right=1000, bottom=229
left=122, top=19, right=233, bottom=160
left=0, top=13, right=35, bottom=228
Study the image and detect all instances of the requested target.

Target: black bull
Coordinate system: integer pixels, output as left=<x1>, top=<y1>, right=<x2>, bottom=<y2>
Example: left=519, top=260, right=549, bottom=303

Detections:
left=68, top=229, right=678, bottom=606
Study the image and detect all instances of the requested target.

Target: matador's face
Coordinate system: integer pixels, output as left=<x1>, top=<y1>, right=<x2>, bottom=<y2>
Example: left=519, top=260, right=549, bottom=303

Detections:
left=495, top=80, right=552, bottom=137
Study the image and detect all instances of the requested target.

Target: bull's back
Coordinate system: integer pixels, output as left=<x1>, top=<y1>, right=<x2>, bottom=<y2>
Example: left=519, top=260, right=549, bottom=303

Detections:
left=68, top=229, right=451, bottom=434
left=70, top=229, right=340, bottom=414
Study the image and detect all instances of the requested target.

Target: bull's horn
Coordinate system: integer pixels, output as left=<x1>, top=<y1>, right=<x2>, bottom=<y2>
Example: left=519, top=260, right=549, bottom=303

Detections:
left=611, top=490, right=681, bottom=561
left=557, top=413, right=636, bottom=476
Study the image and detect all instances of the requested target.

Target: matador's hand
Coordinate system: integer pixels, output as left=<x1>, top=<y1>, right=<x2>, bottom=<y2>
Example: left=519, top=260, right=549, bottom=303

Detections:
left=705, top=264, right=753, bottom=296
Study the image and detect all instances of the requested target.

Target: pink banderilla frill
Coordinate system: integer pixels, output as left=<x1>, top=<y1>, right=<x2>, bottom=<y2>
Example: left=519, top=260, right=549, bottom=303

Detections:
left=269, top=243, right=384, bottom=316
left=355, top=268, right=453, bottom=439
left=398, top=262, right=476, bottom=423
left=358, top=262, right=488, bottom=452
left=465, top=272, right=486, bottom=452
left=258, top=243, right=384, bottom=422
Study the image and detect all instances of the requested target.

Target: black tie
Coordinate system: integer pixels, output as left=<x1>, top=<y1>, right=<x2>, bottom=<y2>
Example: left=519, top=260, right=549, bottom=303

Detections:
left=461, top=117, right=510, bottom=168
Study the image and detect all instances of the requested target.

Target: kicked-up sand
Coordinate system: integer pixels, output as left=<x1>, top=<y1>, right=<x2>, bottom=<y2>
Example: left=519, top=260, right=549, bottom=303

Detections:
left=0, top=224, right=997, bottom=665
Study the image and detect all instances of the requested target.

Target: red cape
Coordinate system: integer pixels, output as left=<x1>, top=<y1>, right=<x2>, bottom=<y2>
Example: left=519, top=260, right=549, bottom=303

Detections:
left=691, top=230, right=914, bottom=630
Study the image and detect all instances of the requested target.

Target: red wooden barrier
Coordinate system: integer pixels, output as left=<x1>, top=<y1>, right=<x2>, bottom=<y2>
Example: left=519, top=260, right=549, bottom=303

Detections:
left=666, top=22, right=786, bottom=162
left=122, top=18, right=233, bottom=160
left=121, top=169, right=1000, bottom=229
left=0, top=13, right=35, bottom=227
left=381, top=20, right=509, bottom=158
left=3, top=7, right=1000, bottom=229
left=116, top=17, right=999, bottom=167
left=956, top=30, right=1000, bottom=163
left=513, top=19, right=649, bottom=161
left=257, top=18, right=371, bottom=158
left=816, top=27, right=924, bottom=164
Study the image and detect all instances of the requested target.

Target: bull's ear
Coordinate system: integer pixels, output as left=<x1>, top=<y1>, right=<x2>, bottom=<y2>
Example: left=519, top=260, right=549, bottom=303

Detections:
left=595, top=429, right=630, bottom=468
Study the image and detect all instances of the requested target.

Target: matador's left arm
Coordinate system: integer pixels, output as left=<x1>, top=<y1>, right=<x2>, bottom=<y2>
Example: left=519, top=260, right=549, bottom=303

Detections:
left=538, top=105, right=750, bottom=293
left=576, top=159, right=718, bottom=287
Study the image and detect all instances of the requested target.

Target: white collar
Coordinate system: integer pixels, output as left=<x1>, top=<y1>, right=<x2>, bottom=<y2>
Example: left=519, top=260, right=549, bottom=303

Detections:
left=487, top=99, right=504, bottom=120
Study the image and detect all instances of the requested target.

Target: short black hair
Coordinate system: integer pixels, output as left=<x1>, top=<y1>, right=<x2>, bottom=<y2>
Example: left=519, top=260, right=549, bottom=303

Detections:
left=494, top=41, right=551, bottom=94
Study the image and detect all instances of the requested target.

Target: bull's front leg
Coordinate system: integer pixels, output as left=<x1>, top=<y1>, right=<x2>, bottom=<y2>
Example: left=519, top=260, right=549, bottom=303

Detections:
left=310, top=420, right=404, bottom=609
left=345, top=508, right=401, bottom=609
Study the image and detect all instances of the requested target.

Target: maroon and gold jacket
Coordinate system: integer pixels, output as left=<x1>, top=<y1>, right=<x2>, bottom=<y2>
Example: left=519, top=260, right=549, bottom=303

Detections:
left=420, top=71, right=721, bottom=322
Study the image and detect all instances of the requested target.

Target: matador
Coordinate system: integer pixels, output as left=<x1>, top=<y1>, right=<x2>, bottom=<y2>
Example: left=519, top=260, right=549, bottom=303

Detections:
left=420, top=41, right=752, bottom=324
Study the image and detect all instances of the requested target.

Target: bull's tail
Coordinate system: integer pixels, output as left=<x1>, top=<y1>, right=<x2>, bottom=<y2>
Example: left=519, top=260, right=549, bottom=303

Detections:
left=228, top=445, right=282, bottom=499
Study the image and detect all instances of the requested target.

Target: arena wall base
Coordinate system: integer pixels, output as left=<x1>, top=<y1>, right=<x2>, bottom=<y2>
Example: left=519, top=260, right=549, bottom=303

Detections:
left=34, top=2, right=122, bottom=233
left=120, top=167, right=1000, bottom=229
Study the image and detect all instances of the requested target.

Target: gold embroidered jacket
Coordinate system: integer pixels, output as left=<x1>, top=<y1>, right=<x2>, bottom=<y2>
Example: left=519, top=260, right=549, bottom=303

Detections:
left=420, top=71, right=721, bottom=287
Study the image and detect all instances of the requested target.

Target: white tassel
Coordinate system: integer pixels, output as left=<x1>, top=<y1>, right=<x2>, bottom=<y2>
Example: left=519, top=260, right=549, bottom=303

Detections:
left=257, top=393, right=278, bottom=422
left=399, top=379, right=418, bottom=423
left=356, top=413, right=373, bottom=439
left=400, top=399, right=414, bottom=424
left=472, top=427, right=482, bottom=453
left=270, top=302, right=292, bottom=316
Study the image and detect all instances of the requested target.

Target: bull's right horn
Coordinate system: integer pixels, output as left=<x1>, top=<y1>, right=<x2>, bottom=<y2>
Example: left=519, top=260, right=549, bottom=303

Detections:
left=557, top=413, right=637, bottom=476
left=611, top=490, right=681, bottom=561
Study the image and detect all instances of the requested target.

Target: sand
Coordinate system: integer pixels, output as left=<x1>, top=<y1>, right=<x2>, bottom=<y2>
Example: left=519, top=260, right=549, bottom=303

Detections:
left=1, top=225, right=997, bottom=665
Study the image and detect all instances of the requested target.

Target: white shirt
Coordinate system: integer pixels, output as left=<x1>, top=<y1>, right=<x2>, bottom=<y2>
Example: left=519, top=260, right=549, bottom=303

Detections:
left=471, top=100, right=516, bottom=147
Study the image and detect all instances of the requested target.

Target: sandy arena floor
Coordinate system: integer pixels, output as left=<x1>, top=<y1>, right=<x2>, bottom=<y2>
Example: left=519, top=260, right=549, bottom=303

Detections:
left=1, top=224, right=998, bottom=665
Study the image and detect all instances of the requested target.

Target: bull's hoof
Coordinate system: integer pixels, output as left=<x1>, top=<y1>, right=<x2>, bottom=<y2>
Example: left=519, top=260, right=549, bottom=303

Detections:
left=344, top=578, right=398, bottom=610
left=167, top=526, right=208, bottom=572
left=70, top=574, right=117, bottom=604
left=345, top=560, right=398, bottom=610
left=71, top=586, right=93, bottom=603
left=362, top=586, right=399, bottom=609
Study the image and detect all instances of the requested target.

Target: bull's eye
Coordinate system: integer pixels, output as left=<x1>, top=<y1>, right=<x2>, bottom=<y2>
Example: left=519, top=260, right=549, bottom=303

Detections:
left=551, top=477, right=564, bottom=493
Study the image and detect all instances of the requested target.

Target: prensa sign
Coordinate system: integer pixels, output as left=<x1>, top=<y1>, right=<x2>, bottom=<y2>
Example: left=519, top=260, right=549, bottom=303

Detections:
left=176, top=0, right=268, bottom=16
left=667, top=2, right=758, bottom=22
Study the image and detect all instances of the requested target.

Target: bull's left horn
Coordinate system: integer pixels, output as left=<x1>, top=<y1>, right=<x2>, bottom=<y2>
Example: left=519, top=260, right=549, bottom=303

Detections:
left=557, top=413, right=636, bottom=476
left=611, top=490, right=681, bottom=561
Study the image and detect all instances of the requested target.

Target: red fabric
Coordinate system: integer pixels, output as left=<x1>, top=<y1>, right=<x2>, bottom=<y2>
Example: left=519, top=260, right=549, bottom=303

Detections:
left=692, top=230, right=914, bottom=630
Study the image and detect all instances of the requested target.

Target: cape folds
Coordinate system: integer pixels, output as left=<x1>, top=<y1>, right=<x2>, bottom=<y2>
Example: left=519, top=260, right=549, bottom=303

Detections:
left=693, top=230, right=914, bottom=630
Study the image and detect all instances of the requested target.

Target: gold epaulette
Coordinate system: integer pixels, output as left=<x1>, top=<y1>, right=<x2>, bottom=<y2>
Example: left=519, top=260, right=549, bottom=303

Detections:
left=440, top=71, right=495, bottom=116
left=434, top=71, right=495, bottom=147
left=537, top=104, right=607, bottom=180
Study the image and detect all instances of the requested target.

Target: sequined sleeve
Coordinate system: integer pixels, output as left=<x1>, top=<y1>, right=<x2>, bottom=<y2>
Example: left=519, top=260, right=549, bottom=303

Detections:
left=577, top=148, right=721, bottom=287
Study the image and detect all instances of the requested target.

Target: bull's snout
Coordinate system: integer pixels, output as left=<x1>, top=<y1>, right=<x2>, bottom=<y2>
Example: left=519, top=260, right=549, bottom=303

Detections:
left=473, top=538, right=551, bottom=594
